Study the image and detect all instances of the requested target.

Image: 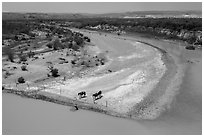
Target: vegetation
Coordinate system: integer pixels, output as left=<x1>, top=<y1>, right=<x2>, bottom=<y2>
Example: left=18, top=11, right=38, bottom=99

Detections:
left=27, top=51, right=35, bottom=58
left=4, top=47, right=14, bottom=62
left=185, top=45, right=195, bottom=50
left=46, top=43, right=53, bottom=48
left=71, top=52, right=107, bottom=68
left=18, top=77, right=25, bottom=83
left=47, top=65, right=60, bottom=77
left=2, top=20, right=32, bottom=35
left=53, top=39, right=63, bottom=50
left=18, top=54, right=27, bottom=62
left=68, top=17, right=202, bottom=46
left=21, top=65, right=27, bottom=71
left=69, top=18, right=201, bottom=32
left=50, top=68, right=59, bottom=77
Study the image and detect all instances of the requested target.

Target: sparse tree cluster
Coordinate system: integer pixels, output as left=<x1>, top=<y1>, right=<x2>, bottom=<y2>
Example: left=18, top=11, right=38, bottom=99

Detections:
left=71, top=52, right=107, bottom=68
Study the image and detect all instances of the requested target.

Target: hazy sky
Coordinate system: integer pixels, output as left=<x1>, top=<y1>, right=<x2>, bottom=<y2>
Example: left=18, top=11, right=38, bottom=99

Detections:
left=2, top=2, right=202, bottom=14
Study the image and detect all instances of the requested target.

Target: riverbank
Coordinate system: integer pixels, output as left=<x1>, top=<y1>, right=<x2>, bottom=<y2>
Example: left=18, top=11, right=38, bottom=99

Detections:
left=3, top=28, right=182, bottom=120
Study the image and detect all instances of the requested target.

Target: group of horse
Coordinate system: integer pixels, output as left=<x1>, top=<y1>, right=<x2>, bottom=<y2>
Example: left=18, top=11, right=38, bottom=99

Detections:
left=78, top=90, right=103, bottom=101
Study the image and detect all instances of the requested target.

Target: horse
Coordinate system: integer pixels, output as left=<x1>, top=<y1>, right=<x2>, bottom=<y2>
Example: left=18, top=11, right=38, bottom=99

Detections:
left=92, top=90, right=102, bottom=101
left=78, top=91, right=86, bottom=99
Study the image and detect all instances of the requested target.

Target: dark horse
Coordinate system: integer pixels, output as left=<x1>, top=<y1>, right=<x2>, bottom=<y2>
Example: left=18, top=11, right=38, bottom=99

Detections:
left=78, top=91, right=86, bottom=99
left=92, top=90, right=102, bottom=101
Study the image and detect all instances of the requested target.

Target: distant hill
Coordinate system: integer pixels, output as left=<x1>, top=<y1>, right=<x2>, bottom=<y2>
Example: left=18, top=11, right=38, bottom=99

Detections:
left=98, top=10, right=202, bottom=18
left=2, top=12, right=88, bottom=20
left=2, top=10, right=202, bottom=20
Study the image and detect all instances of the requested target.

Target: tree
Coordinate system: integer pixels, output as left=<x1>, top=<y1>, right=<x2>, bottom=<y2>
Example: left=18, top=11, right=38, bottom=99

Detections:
left=46, top=43, right=53, bottom=49
left=50, top=68, right=59, bottom=77
left=27, top=51, right=35, bottom=58
left=19, top=54, right=27, bottom=62
left=71, top=60, right=76, bottom=65
left=18, top=77, right=25, bottom=83
left=73, top=35, right=84, bottom=46
left=186, top=36, right=197, bottom=44
left=87, top=38, right=90, bottom=42
left=185, top=45, right=195, bottom=50
left=21, top=65, right=27, bottom=71
left=53, top=39, right=63, bottom=50
left=4, top=47, right=14, bottom=62
left=97, top=53, right=107, bottom=65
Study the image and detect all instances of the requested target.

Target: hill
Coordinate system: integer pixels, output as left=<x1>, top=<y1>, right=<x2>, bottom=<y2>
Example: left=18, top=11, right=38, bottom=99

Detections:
left=2, top=10, right=202, bottom=20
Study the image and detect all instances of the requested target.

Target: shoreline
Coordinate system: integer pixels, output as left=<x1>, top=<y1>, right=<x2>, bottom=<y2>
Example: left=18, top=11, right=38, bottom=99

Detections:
left=3, top=30, right=184, bottom=120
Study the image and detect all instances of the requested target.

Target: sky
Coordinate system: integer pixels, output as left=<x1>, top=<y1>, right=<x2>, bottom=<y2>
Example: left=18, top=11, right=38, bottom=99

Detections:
left=2, top=2, right=202, bottom=14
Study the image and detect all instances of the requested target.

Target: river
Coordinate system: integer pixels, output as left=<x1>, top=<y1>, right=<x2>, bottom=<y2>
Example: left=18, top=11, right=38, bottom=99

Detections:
left=2, top=81, right=202, bottom=135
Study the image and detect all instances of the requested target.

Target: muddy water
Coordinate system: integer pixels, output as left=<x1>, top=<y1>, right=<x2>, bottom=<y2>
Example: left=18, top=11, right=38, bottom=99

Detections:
left=2, top=60, right=201, bottom=135
left=2, top=75, right=202, bottom=135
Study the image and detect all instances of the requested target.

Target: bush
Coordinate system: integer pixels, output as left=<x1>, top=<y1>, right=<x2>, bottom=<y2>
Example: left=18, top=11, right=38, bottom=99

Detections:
left=19, top=54, right=27, bottom=62
left=18, top=77, right=25, bottom=83
left=50, top=68, right=59, bottom=77
left=87, top=38, right=90, bottom=42
left=97, top=53, right=107, bottom=65
left=46, top=43, right=53, bottom=48
left=71, top=60, right=76, bottom=65
left=5, top=71, right=12, bottom=78
left=27, top=51, right=35, bottom=58
left=4, top=47, right=14, bottom=62
left=53, top=39, right=63, bottom=50
left=73, top=35, right=84, bottom=46
left=84, top=36, right=90, bottom=42
left=21, top=65, right=27, bottom=71
left=185, top=45, right=195, bottom=50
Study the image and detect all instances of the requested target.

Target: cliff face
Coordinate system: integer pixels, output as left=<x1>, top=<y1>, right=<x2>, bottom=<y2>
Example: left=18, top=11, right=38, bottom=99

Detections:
left=127, top=26, right=202, bottom=48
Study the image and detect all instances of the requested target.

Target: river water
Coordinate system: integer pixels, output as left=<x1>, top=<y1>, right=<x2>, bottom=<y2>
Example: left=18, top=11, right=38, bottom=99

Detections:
left=2, top=75, right=202, bottom=135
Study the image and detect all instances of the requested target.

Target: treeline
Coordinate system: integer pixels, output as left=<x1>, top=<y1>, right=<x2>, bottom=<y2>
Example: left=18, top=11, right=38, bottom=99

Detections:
left=68, top=18, right=202, bottom=32
left=2, top=20, right=34, bottom=35
left=67, top=18, right=202, bottom=46
left=3, top=18, right=202, bottom=33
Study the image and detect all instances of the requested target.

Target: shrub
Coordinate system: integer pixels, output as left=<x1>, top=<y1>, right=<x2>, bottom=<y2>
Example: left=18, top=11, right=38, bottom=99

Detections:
left=84, top=36, right=90, bottom=42
left=4, top=47, right=14, bottom=62
left=50, top=68, right=59, bottom=77
left=46, top=43, right=53, bottom=48
left=86, top=38, right=90, bottom=42
left=73, top=35, right=84, bottom=46
left=21, top=65, right=27, bottom=71
left=5, top=71, right=12, bottom=78
left=97, top=53, right=107, bottom=65
left=27, top=51, right=35, bottom=58
left=53, top=39, right=63, bottom=50
left=18, top=77, right=25, bottom=83
left=19, top=54, right=27, bottom=62
left=71, top=60, right=76, bottom=65
left=185, top=45, right=195, bottom=50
